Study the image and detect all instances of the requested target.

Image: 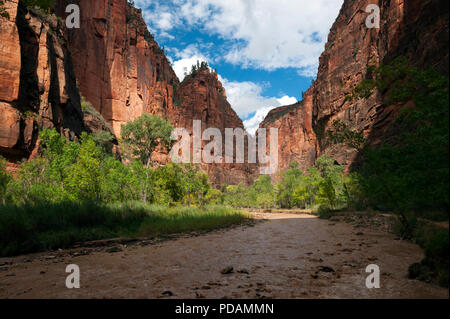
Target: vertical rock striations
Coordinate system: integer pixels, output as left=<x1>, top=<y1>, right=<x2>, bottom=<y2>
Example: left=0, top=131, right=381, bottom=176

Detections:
left=170, top=69, right=256, bottom=186
left=259, top=0, right=449, bottom=174
left=56, top=0, right=255, bottom=185
left=0, top=0, right=85, bottom=163
left=56, top=0, right=179, bottom=137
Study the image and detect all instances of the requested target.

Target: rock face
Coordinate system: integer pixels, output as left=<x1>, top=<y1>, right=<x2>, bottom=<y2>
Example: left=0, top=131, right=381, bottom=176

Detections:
left=259, top=88, right=317, bottom=177
left=56, top=0, right=179, bottom=137
left=170, top=69, right=256, bottom=186
left=0, top=0, right=85, bottom=162
left=3, top=0, right=447, bottom=184
left=56, top=0, right=255, bottom=185
left=260, top=0, right=449, bottom=174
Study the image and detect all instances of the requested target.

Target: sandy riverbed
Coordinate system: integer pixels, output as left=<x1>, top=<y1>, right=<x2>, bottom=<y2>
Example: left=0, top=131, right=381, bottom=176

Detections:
left=0, top=212, right=448, bottom=299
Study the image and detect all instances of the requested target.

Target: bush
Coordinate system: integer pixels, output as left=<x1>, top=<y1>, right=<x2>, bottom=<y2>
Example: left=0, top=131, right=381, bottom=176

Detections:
left=0, top=0, right=10, bottom=19
left=81, top=96, right=113, bottom=133
left=316, top=205, right=334, bottom=219
left=407, top=223, right=449, bottom=287
left=22, top=0, right=56, bottom=12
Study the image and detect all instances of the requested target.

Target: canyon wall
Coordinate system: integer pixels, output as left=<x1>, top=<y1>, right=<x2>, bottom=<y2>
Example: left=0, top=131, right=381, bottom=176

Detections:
left=1, top=0, right=254, bottom=185
left=169, top=69, right=257, bottom=186
left=260, top=0, right=449, bottom=174
left=2, top=0, right=447, bottom=184
left=0, top=0, right=85, bottom=167
left=55, top=0, right=255, bottom=185
left=56, top=0, right=179, bottom=137
left=259, top=89, right=317, bottom=177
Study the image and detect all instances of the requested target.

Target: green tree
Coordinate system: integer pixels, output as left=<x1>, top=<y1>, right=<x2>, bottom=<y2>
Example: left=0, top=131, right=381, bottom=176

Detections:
left=293, top=167, right=321, bottom=208
left=328, top=57, right=449, bottom=231
left=22, top=0, right=56, bottom=12
left=65, top=133, right=102, bottom=201
left=314, top=155, right=344, bottom=208
left=121, top=114, right=173, bottom=202
left=194, top=170, right=211, bottom=206
left=342, top=172, right=365, bottom=210
left=9, top=129, right=136, bottom=205
left=276, top=162, right=303, bottom=208
left=99, top=157, right=140, bottom=203
left=249, top=175, right=275, bottom=208
left=178, top=164, right=211, bottom=206
left=205, top=188, right=222, bottom=205
left=223, top=184, right=247, bottom=207
left=92, top=130, right=115, bottom=155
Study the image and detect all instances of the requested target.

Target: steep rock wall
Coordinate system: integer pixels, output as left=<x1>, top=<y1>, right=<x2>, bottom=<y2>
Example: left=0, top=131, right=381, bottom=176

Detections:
left=0, top=0, right=85, bottom=163
left=259, top=0, right=449, bottom=174
left=170, top=69, right=257, bottom=186
left=56, top=0, right=255, bottom=185
left=56, top=0, right=179, bottom=137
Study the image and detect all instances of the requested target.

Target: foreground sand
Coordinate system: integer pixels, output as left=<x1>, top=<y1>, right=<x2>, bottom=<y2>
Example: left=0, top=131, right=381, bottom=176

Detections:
left=0, top=212, right=448, bottom=299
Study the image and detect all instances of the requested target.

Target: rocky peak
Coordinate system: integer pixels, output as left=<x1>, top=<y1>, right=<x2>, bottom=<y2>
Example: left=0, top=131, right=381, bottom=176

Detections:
left=170, top=68, right=257, bottom=186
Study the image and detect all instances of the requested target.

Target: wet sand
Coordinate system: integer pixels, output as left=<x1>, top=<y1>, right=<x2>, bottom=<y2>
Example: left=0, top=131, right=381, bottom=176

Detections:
left=0, top=212, right=448, bottom=299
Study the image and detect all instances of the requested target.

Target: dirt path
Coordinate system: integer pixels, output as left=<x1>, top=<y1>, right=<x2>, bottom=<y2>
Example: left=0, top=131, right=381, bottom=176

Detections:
left=0, top=212, right=448, bottom=299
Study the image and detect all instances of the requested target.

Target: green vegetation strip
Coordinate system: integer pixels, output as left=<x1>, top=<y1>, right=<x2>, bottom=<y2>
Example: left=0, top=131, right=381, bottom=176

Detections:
left=0, top=203, right=250, bottom=257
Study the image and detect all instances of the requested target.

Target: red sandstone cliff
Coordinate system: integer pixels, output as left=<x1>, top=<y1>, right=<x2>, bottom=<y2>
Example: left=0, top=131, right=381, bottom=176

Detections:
left=55, top=0, right=255, bottom=185
left=259, top=89, right=317, bottom=177
left=57, top=0, right=255, bottom=185
left=2, top=0, right=448, bottom=184
left=260, top=0, right=449, bottom=175
left=0, top=0, right=86, bottom=164
left=56, top=0, right=179, bottom=137
left=169, top=69, right=256, bottom=186
left=1, top=0, right=253, bottom=185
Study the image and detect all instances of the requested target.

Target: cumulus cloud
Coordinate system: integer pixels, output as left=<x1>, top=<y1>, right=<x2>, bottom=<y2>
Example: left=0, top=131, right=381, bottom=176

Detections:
left=136, top=0, right=343, bottom=73
left=243, top=107, right=274, bottom=136
left=242, top=96, right=298, bottom=135
left=219, top=77, right=281, bottom=119
left=277, top=95, right=298, bottom=106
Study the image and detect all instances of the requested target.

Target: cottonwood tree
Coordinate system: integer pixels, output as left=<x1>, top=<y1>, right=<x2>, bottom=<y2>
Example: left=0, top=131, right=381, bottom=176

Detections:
left=121, top=114, right=173, bottom=202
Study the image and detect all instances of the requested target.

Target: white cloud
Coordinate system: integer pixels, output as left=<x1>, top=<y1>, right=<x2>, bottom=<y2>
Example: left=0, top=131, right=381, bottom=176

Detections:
left=219, top=77, right=280, bottom=119
left=243, top=106, right=275, bottom=136
left=277, top=95, right=298, bottom=106
left=137, top=0, right=343, bottom=74
left=242, top=95, right=298, bottom=135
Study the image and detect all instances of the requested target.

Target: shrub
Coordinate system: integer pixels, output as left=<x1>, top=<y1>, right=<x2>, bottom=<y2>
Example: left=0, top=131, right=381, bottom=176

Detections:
left=408, top=223, right=449, bottom=287
left=22, top=0, right=56, bottom=12
left=0, top=0, right=10, bottom=19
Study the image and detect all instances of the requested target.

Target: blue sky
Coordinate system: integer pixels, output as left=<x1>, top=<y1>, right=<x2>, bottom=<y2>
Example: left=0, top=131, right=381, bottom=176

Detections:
left=133, top=0, right=343, bottom=134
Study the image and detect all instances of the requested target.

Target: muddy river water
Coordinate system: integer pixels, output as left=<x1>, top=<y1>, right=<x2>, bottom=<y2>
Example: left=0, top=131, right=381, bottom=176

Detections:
left=0, top=212, right=448, bottom=299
